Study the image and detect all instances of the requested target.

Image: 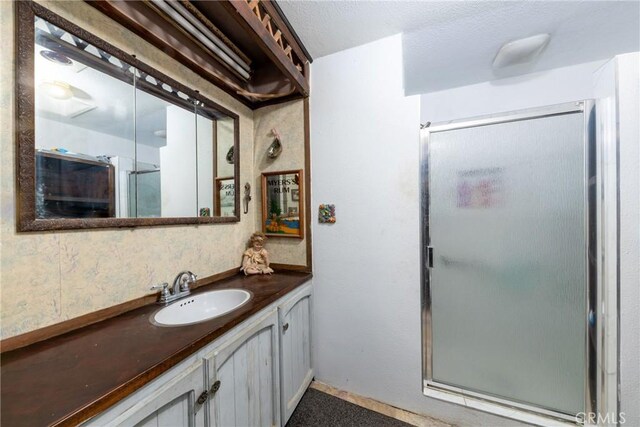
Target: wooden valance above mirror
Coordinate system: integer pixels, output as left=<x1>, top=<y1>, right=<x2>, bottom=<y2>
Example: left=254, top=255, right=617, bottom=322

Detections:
left=15, top=1, right=240, bottom=231
left=86, top=0, right=313, bottom=109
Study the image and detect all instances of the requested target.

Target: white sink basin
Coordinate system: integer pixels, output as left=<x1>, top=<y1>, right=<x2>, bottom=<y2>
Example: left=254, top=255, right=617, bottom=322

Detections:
left=151, top=289, right=251, bottom=327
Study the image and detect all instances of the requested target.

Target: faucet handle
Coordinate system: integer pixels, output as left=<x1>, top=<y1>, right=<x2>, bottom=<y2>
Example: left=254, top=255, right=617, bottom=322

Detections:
left=151, top=282, right=170, bottom=302
left=181, top=272, right=197, bottom=292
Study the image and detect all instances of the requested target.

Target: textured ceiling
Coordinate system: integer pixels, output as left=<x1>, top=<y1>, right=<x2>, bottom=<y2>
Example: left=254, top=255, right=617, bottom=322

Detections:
left=278, top=0, right=640, bottom=94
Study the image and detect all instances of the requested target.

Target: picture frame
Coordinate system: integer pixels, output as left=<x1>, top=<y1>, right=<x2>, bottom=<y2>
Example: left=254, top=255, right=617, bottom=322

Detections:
left=215, top=177, right=235, bottom=217
left=261, top=169, right=304, bottom=238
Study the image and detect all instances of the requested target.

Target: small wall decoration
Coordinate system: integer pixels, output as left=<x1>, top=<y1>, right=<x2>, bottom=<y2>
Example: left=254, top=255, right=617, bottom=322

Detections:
left=261, top=169, right=304, bottom=238
left=226, top=146, right=235, bottom=164
left=243, top=182, right=252, bottom=214
left=215, top=177, right=235, bottom=217
left=240, top=232, right=274, bottom=275
left=318, top=204, right=336, bottom=224
left=267, top=128, right=283, bottom=159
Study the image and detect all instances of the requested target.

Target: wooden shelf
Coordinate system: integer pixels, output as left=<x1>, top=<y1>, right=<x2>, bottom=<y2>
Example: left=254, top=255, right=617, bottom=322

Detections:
left=36, top=152, right=116, bottom=218
left=85, top=0, right=312, bottom=109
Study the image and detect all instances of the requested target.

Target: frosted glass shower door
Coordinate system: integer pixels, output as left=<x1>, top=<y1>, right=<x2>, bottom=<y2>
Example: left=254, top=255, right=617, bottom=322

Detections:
left=425, top=108, right=590, bottom=417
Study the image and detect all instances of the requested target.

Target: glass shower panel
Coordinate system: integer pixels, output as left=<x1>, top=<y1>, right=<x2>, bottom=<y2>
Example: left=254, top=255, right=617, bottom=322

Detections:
left=428, top=113, right=586, bottom=415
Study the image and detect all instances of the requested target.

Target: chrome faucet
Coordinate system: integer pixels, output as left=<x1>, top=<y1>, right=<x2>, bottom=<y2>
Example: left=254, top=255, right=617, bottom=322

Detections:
left=151, top=271, right=197, bottom=304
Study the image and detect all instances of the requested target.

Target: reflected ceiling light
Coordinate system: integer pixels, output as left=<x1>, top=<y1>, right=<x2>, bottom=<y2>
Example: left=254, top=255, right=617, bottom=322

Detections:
left=492, top=34, right=550, bottom=69
left=40, top=50, right=73, bottom=66
left=40, top=81, right=73, bottom=100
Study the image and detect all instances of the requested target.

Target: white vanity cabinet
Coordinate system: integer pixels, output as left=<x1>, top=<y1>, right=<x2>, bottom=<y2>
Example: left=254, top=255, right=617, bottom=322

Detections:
left=278, top=284, right=313, bottom=425
left=83, top=282, right=312, bottom=427
left=85, top=358, right=207, bottom=427
left=205, top=309, right=280, bottom=427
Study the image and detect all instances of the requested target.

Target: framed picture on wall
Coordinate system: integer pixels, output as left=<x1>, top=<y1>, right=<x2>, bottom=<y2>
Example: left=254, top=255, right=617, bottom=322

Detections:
left=261, top=170, right=304, bottom=238
left=215, top=177, right=235, bottom=217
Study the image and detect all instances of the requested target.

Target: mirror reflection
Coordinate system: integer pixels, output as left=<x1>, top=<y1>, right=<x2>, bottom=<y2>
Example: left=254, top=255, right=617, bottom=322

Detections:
left=33, top=16, right=237, bottom=220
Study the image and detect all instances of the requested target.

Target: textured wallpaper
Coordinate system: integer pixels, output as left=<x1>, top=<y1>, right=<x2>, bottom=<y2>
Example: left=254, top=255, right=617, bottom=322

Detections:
left=0, top=1, right=308, bottom=339
left=253, top=100, right=308, bottom=267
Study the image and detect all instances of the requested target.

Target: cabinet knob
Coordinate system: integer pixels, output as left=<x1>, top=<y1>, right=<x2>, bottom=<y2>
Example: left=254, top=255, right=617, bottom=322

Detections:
left=210, top=380, right=221, bottom=394
left=196, top=390, right=209, bottom=405
left=282, top=323, right=289, bottom=333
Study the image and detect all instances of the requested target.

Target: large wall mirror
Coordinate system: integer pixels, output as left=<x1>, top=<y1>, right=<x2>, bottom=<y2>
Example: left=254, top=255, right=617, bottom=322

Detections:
left=16, top=2, right=240, bottom=231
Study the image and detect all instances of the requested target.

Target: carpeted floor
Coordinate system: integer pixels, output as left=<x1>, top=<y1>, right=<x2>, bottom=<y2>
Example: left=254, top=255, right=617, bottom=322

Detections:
left=286, top=388, right=413, bottom=427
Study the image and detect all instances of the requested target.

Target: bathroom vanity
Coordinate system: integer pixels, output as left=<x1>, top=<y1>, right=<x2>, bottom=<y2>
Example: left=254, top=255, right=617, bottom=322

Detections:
left=0, top=272, right=312, bottom=427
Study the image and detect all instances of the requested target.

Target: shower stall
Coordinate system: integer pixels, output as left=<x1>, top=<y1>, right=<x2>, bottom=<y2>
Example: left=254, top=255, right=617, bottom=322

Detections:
left=420, top=101, right=600, bottom=423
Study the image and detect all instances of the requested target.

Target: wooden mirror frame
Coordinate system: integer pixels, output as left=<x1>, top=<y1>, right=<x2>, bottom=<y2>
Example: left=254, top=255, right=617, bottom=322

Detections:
left=261, top=169, right=304, bottom=239
left=15, top=1, right=241, bottom=232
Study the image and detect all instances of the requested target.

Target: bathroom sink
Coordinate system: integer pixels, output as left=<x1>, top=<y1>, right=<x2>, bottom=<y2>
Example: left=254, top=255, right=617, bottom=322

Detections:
left=151, top=289, right=251, bottom=326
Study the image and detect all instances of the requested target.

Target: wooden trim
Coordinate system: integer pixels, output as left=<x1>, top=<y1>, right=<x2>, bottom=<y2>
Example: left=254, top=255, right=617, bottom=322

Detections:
left=256, top=92, right=304, bottom=108
left=86, top=0, right=254, bottom=108
left=15, top=0, right=37, bottom=234
left=179, top=0, right=252, bottom=66
left=211, top=119, right=218, bottom=215
left=303, top=97, right=313, bottom=272
left=271, top=263, right=311, bottom=273
left=16, top=2, right=242, bottom=232
left=143, top=0, right=248, bottom=82
left=260, top=1, right=309, bottom=68
left=0, top=267, right=241, bottom=353
left=220, top=1, right=309, bottom=96
left=270, top=0, right=312, bottom=62
left=234, top=115, right=241, bottom=218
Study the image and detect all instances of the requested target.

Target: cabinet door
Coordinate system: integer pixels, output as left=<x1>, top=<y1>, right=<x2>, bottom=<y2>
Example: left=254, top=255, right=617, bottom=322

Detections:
left=206, top=310, right=280, bottom=427
left=106, top=359, right=206, bottom=427
left=278, top=285, right=313, bottom=425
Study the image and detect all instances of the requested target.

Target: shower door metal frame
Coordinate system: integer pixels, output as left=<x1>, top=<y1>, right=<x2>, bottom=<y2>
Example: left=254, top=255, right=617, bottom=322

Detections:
left=420, top=101, right=598, bottom=424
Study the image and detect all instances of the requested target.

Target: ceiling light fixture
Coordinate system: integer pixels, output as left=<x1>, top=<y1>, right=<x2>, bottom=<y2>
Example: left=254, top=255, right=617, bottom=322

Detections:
left=40, top=49, right=73, bottom=66
left=40, top=81, right=73, bottom=100
left=149, top=0, right=250, bottom=80
left=492, top=34, right=550, bottom=69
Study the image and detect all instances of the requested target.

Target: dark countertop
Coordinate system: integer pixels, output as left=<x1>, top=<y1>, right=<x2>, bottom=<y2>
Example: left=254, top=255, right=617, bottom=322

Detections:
left=1, top=271, right=312, bottom=427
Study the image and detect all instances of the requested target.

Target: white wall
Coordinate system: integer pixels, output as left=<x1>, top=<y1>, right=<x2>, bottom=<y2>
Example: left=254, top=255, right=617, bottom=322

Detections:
left=420, top=60, right=606, bottom=124
left=197, top=114, right=214, bottom=213
left=310, top=34, right=521, bottom=426
left=161, top=105, right=197, bottom=217
left=616, top=52, right=639, bottom=427
left=35, top=116, right=160, bottom=165
left=312, top=33, right=638, bottom=425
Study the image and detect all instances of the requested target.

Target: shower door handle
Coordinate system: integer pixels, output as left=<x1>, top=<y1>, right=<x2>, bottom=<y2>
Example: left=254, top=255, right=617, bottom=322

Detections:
left=427, top=246, right=434, bottom=268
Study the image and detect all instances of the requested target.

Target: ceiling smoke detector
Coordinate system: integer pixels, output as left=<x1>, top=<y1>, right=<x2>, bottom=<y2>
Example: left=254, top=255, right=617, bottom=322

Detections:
left=492, top=34, right=550, bottom=69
